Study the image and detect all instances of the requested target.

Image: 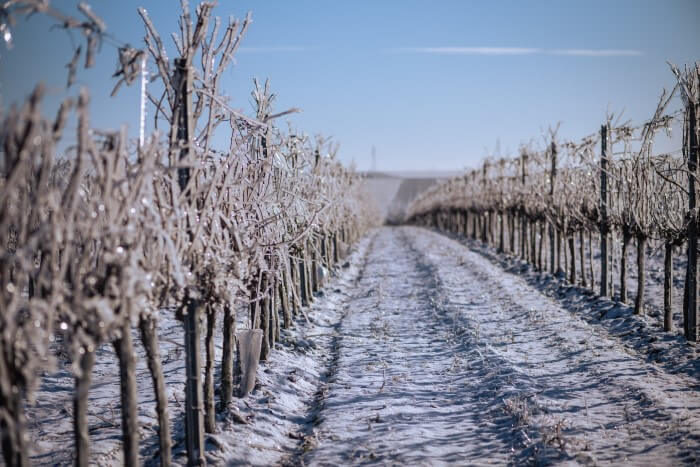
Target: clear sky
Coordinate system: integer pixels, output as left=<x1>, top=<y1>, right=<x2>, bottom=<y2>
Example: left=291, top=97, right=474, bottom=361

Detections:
left=1, top=1, right=698, bottom=171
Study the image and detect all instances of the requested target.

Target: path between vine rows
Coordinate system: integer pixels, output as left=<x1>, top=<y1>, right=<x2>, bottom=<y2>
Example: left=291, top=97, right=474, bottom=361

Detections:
left=287, top=226, right=700, bottom=466
left=20, top=226, right=700, bottom=466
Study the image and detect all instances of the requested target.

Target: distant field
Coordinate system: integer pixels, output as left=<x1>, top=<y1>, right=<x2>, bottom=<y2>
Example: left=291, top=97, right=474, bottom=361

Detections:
left=362, top=170, right=463, bottom=223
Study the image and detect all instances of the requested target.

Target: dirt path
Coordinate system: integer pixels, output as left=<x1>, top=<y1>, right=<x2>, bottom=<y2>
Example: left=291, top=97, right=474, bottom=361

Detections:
left=300, top=227, right=700, bottom=466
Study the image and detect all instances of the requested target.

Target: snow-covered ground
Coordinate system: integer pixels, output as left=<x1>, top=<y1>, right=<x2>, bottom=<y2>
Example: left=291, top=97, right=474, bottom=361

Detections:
left=403, top=227, right=699, bottom=464
left=301, top=227, right=699, bottom=465
left=17, top=226, right=700, bottom=465
left=19, top=234, right=374, bottom=466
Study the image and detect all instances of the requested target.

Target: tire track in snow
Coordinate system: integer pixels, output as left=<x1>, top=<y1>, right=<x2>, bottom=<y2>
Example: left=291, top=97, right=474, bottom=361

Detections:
left=279, top=230, right=379, bottom=466
left=301, top=227, right=539, bottom=466
left=405, top=226, right=700, bottom=465
left=300, top=226, right=700, bottom=465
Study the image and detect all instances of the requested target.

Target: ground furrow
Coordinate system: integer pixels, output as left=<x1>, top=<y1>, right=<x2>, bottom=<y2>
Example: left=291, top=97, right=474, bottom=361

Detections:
left=303, top=228, right=529, bottom=465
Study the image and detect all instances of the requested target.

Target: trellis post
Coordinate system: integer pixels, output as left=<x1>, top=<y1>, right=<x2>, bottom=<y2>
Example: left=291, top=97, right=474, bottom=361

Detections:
left=686, top=101, right=698, bottom=341
left=600, top=124, right=610, bottom=297
left=549, top=141, right=557, bottom=273
left=174, top=57, right=206, bottom=466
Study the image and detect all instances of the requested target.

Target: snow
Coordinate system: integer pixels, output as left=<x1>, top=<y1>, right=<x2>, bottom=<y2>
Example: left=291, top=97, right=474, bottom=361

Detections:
left=456, top=232, right=699, bottom=380
left=16, top=226, right=700, bottom=465
left=303, top=227, right=699, bottom=465
left=19, top=235, right=372, bottom=466
left=404, top=227, right=699, bottom=464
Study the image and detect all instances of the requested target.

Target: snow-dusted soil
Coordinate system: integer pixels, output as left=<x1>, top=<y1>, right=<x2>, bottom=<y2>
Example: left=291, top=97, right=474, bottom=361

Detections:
left=18, top=234, right=372, bottom=466
left=451, top=232, right=700, bottom=381
left=17, top=226, right=700, bottom=465
left=301, top=227, right=700, bottom=465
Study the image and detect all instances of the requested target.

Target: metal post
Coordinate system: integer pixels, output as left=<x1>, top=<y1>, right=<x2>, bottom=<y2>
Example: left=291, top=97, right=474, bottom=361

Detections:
left=174, top=57, right=205, bottom=465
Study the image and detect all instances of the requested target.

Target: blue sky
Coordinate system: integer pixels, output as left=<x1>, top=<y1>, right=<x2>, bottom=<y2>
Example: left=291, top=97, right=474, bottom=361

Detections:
left=1, top=1, right=698, bottom=171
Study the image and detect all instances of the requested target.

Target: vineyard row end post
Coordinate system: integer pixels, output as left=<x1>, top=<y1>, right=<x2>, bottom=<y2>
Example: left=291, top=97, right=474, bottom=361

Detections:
left=600, top=124, right=610, bottom=298
left=174, top=57, right=206, bottom=465
left=549, top=140, right=557, bottom=274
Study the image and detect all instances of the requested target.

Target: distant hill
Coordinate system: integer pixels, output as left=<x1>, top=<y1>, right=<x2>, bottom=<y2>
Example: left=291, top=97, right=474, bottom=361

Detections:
left=361, top=170, right=464, bottom=179
left=362, top=176, right=403, bottom=219
left=385, top=178, right=441, bottom=224
left=361, top=170, right=462, bottom=224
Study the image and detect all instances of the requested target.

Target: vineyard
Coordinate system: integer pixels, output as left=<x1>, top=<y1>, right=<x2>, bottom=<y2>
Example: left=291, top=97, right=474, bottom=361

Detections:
left=2, top=1, right=700, bottom=466
left=0, top=1, right=377, bottom=465
left=408, top=73, right=700, bottom=341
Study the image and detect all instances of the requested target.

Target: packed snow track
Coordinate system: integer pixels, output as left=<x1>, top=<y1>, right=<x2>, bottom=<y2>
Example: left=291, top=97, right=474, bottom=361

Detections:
left=297, top=227, right=700, bottom=466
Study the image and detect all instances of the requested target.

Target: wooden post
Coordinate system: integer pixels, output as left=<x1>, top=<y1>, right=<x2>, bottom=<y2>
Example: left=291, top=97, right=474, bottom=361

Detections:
left=508, top=211, right=515, bottom=253
left=289, top=256, right=300, bottom=315
left=311, top=238, right=320, bottom=292
left=220, top=305, right=235, bottom=409
left=481, top=161, right=489, bottom=245
left=304, top=242, right=314, bottom=302
left=321, top=233, right=328, bottom=268
left=260, top=274, right=271, bottom=361
left=272, top=278, right=280, bottom=344
left=620, top=231, right=631, bottom=303
left=579, top=230, right=587, bottom=287
left=600, top=124, right=610, bottom=297
left=609, top=231, right=615, bottom=298
left=280, top=272, right=292, bottom=328
left=664, top=242, right=673, bottom=332
left=299, top=256, right=308, bottom=306
left=562, top=226, right=569, bottom=277
left=549, top=141, right=557, bottom=273
left=520, top=152, right=528, bottom=260
left=538, top=222, right=545, bottom=271
left=333, top=232, right=340, bottom=264
left=568, top=235, right=576, bottom=283
left=588, top=230, right=595, bottom=290
left=635, top=235, right=646, bottom=314
left=498, top=160, right=505, bottom=252
left=686, top=100, right=698, bottom=341
left=174, top=57, right=205, bottom=466
left=204, top=306, right=217, bottom=433
left=556, top=228, right=562, bottom=274
left=530, top=222, right=536, bottom=267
